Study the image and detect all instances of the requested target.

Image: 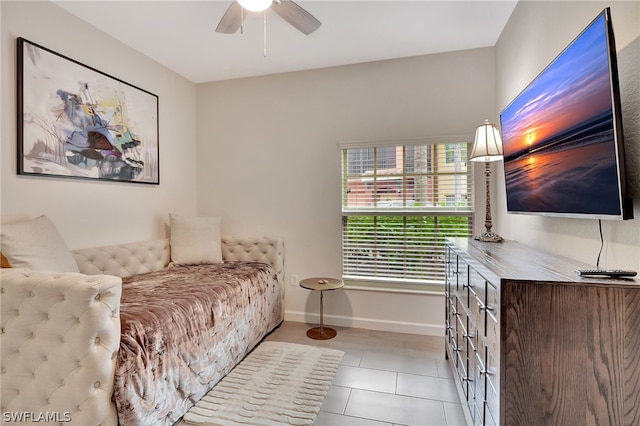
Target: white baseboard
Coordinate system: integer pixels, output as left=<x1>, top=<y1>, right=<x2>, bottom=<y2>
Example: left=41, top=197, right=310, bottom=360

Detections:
left=285, top=310, right=444, bottom=336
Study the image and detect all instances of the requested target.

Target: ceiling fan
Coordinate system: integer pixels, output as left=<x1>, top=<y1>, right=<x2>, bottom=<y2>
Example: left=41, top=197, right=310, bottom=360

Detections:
left=216, top=0, right=321, bottom=35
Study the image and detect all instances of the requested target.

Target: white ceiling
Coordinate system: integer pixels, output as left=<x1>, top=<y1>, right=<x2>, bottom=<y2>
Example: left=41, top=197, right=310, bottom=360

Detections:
left=53, top=0, right=518, bottom=83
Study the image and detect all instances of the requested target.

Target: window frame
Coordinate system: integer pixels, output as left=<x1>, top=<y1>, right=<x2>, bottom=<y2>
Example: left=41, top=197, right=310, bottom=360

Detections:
left=340, top=135, right=474, bottom=292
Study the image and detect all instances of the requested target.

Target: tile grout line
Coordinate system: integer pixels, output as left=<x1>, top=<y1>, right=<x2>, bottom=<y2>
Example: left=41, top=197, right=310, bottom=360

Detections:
left=342, top=387, right=353, bottom=415
left=394, top=371, right=399, bottom=395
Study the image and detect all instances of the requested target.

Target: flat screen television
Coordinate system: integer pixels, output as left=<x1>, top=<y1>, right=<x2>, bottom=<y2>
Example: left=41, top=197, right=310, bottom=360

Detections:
left=500, top=8, right=633, bottom=220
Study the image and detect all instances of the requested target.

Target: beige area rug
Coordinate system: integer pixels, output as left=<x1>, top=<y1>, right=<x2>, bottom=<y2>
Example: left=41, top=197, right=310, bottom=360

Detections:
left=182, top=341, right=344, bottom=426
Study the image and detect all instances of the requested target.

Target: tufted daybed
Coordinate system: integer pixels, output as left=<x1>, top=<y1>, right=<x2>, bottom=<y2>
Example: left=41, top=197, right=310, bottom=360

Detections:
left=1, top=236, right=284, bottom=426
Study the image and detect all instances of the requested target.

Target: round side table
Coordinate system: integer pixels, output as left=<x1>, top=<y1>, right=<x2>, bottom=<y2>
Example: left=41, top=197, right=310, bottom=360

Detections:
left=299, top=277, right=344, bottom=340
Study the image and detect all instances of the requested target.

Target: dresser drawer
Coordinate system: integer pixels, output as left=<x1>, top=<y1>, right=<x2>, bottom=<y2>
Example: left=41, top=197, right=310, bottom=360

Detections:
left=484, top=402, right=498, bottom=426
left=486, top=311, right=499, bottom=356
left=457, top=261, right=469, bottom=295
left=469, top=270, right=488, bottom=336
left=448, top=295, right=459, bottom=327
left=473, top=346, right=486, bottom=404
left=455, top=298, right=467, bottom=338
left=446, top=335, right=457, bottom=366
left=445, top=311, right=457, bottom=364
left=472, top=298, right=487, bottom=339
left=486, top=282, right=499, bottom=325
left=468, top=269, right=487, bottom=306
left=466, top=355, right=483, bottom=426
left=445, top=247, right=457, bottom=286
left=486, top=281, right=499, bottom=312
left=455, top=351, right=469, bottom=399
left=445, top=292, right=453, bottom=325
left=465, top=311, right=478, bottom=354
left=485, top=350, right=499, bottom=421
left=472, top=399, right=483, bottom=425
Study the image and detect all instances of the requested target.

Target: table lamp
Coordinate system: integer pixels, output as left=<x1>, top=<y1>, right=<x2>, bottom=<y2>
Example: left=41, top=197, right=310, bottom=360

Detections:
left=470, top=119, right=503, bottom=242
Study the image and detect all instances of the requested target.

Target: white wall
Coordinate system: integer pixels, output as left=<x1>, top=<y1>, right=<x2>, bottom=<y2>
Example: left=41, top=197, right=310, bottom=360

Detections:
left=197, top=49, right=496, bottom=335
left=0, top=1, right=198, bottom=248
left=8, top=1, right=633, bottom=337
left=495, top=1, right=640, bottom=271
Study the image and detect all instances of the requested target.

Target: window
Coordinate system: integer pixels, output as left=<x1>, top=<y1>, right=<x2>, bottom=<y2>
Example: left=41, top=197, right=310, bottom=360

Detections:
left=445, top=144, right=456, bottom=164
left=347, top=146, right=397, bottom=175
left=341, top=139, right=473, bottom=289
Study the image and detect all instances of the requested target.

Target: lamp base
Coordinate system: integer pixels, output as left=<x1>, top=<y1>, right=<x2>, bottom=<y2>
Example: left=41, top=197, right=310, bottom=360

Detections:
left=474, top=231, right=503, bottom=243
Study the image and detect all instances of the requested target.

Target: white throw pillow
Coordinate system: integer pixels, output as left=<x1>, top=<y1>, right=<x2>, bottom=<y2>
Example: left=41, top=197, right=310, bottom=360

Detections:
left=0, top=215, right=79, bottom=272
left=169, top=214, right=222, bottom=265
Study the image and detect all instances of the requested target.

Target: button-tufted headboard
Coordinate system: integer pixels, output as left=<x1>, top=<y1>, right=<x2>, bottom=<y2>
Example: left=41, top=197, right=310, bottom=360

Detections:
left=72, top=236, right=284, bottom=285
left=73, top=239, right=170, bottom=277
left=220, top=236, right=284, bottom=285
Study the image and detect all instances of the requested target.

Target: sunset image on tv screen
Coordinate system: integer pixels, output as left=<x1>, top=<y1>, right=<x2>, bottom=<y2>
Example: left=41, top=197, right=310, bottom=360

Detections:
left=500, top=12, right=622, bottom=217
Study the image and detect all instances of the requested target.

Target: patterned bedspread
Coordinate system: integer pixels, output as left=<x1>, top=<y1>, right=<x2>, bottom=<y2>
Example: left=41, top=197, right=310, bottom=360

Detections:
left=113, top=262, right=282, bottom=425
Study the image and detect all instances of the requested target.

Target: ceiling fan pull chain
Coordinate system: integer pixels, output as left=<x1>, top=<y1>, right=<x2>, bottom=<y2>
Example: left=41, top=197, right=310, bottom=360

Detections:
left=240, top=7, right=244, bottom=34
left=263, top=11, right=267, bottom=57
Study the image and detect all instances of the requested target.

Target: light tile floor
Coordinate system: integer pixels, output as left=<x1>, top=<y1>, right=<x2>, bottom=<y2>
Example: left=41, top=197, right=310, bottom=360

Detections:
left=263, top=321, right=467, bottom=426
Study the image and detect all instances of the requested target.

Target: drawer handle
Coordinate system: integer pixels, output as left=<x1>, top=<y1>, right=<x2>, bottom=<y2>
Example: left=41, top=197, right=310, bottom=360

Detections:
left=479, top=366, right=494, bottom=376
left=463, top=333, right=474, bottom=339
left=479, top=304, right=494, bottom=312
left=462, top=376, right=473, bottom=383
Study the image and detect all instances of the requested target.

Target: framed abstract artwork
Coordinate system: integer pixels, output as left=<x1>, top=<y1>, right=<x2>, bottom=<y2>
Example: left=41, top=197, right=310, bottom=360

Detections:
left=17, top=37, right=159, bottom=184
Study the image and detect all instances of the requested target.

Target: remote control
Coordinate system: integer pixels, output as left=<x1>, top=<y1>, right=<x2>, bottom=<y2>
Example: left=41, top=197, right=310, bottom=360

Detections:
left=576, top=269, right=637, bottom=278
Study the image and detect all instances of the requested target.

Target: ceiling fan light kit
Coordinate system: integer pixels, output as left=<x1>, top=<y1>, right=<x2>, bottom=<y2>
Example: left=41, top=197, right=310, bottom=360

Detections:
left=237, top=0, right=271, bottom=13
left=216, top=0, right=321, bottom=35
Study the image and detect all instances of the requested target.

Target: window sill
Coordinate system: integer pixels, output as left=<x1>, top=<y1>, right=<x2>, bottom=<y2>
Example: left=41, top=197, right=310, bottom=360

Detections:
left=342, top=279, right=444, bottom=295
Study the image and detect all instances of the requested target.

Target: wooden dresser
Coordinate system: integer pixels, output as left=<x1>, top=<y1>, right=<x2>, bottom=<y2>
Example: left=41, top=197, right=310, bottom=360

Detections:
left=444, top=238, right=640, bottom=426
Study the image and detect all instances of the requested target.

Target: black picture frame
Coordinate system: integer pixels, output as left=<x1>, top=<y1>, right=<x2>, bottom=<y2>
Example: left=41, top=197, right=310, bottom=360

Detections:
left=17, top=37, right=159, bottom=184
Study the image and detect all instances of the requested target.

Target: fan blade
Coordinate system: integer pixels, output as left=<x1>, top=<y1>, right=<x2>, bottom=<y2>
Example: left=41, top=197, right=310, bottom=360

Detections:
left=216, top=1, right=244, bottom=34
left=272, top=0, right=321, bottom=35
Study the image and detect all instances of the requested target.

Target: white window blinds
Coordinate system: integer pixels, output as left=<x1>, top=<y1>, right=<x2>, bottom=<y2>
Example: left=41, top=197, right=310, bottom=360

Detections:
left=341, top=139, right=473, bottom=286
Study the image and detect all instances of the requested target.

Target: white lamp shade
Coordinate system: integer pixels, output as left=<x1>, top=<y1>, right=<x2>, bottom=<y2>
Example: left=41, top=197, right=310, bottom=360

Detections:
left=238, top=0, right=272, bottom=12
left=470, top=120, right=503, bottom=162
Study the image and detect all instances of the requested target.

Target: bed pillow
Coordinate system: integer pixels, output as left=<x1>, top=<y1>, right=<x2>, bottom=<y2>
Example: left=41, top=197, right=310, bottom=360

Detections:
left=0, top=215, right=79, bottom=272
left=1, top=252, right=11, bottom=268
left=169, top=214, right=222, bottom=265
